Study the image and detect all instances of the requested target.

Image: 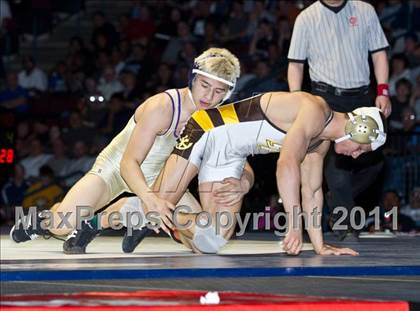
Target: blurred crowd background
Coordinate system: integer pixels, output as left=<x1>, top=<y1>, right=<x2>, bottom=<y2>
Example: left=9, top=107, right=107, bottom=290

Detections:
left=0, top=0, right=419, bottom=233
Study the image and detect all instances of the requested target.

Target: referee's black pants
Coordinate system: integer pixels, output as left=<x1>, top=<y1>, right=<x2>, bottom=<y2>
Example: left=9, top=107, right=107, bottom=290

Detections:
left=312, top=88, right=384, bottom=238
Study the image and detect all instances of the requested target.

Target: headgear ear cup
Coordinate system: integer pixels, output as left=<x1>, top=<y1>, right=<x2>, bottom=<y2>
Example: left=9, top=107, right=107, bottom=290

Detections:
left=335, top=107, right=387, bottom=150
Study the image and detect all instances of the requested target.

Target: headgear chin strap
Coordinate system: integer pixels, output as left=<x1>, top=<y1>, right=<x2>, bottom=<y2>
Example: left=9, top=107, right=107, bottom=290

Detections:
left=334, top=107, right=387, bottom=151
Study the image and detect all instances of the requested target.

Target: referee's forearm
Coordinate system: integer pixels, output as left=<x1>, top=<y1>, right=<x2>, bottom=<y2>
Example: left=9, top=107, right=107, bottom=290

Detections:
left=287, top=62, right=304, bottom=91
left=371, top=50, right=389, bottom=85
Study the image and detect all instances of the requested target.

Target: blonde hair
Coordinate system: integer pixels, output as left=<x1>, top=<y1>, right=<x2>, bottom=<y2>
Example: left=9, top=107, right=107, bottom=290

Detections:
left=193, top=48, right=240, bottom=84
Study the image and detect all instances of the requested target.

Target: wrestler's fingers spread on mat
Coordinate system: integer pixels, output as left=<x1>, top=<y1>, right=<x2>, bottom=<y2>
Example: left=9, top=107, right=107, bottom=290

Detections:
left=340, top=248, right=359, bottom=256
left=284, top=239, right=296, bottom=253
left=161, top=214, right=174, bottom=232
left=289, top=240, right=302, bottom=255
left=159, top=220, right=171, bottom=236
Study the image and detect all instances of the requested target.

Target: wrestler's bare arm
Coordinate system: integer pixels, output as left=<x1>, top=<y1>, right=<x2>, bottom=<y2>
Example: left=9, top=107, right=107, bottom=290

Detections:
left=300, top=145, right=359, bottom=256
left=120, top=94, right=175, bottom=233
left=300, top=141, right=329, bottom=253
left=275, top=102, right=326, bottom=255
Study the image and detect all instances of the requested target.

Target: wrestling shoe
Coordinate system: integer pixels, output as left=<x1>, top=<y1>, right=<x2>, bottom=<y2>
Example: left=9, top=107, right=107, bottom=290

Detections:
left=63, top=220, right=100, bottom=254
left=10, top=212, right=49, bottom=243
left=122, top=227, right=153, bottom=253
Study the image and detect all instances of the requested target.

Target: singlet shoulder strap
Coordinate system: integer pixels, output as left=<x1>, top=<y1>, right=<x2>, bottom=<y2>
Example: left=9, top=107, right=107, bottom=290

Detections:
left=324, top=110, right=334, bottom=127
left=161, top=89, right=182, bottom=137
left=307, top=110, right=334, bottom=153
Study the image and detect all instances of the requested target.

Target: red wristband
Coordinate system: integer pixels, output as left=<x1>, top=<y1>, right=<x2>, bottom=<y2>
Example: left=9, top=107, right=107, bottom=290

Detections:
left=377, top=83, right=389, bottom=97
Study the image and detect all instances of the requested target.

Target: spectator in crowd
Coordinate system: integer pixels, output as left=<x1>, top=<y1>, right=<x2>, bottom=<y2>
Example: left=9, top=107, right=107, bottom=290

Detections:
left=220, top=1, right=248, bottom=44
left=118, top=38, right=132, bottom=60
left=389, top=78, right=413, bottom=130
left=89, top=135, right=108, bottom=157
left=76, top=80, right=106, bottom=128
left=19, top=137, right=53, bottom=180
left=97, top=65, right=124, bottom=101
left=156, top=7, right=182, bottom=38
left=67, top=36, right=94, bottom=77
left=403, top=32, right=419, bottom=68
left=62, top=111, right=95, bottom=145
left=1, top=164, right=30, bottom=223
left=146, top=63, right=174, bottom=92
left=22, top=165, right=63, bottom=210
left=267, top=43, right=285, bottom=74
left=162, top=21, right=195, bottom=65
left=400, top=106, right=420, bottom=152
left=110, top=47, right=126, bottom=76
left=378, top=0, right=409, bottom=31
left=401, top=187, right=420, bottom=228
left=92, top=32, right=113, bottom=55
left=235, top=61, right=256, bottom=97
left=124, top=5, right=156, bottom=42
left=91, top=11, right=118, bottom=51
left=377, top=190, right=417, bottom=233
left=410, top=74, right=420, bottom=121
left=15, top=121, right=34, bottom=159
left=249, top=19, right=276, bottom=59
left=0, top=0, right=18, bottom=59
left=177, top=41, right=197, bottom=67
left=389, top=54, right=412, bottom=96
left=199, top=22, right=220, bottom=50
left=48, top=138, right=71, bottom=178
left=100, top=93, right=132, bottom=138
left=251, top=0, right=276, bottom=24
left=124, top=43, right=151, bottom=80
left=0, top=71, right=29, bottom=113
left=410, top=1, right=420, bottom=32
left=0, top=1, right=12, bottom=40
left=173, top=64, right=189, bottom=89
left=32, top=121, right=50, bottom=143
left=21, top=0, right=53, bottom=42
left=48, top=61, right=69, bottom=93
left=48, top=125, right=62, bottom=144
left=117, top=70, right=141, bottom=109
left=190, top=1, right=213, bottom=38
left=240, top=60, right=287, bottom=98
left=276, top=16, right=292, bottom=57
left=61, top=140, right=95, bottom=187
left=18, top=56, right=48, bottom=96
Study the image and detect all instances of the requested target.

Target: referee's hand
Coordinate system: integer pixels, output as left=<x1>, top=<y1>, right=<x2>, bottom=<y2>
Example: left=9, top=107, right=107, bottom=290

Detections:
left=375, top=95, right=392, bottom=118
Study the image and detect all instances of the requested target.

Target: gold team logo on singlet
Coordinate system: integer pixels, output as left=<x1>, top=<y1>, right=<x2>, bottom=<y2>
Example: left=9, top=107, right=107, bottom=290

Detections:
left=176, top=135, right=193, bottom=150
left=258, top=139, right=281, bottom=152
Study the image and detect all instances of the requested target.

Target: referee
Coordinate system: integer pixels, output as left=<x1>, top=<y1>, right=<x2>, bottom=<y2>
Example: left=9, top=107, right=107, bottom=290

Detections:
left=287, top=0, right=391, bottom=239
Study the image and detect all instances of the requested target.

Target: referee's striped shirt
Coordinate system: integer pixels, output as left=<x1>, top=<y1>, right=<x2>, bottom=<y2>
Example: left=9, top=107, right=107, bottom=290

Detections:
left=288, top=0, right=389, bottom=89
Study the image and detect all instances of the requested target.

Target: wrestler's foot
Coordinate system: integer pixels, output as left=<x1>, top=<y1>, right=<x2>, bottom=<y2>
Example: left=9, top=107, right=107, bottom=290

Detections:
left=10, top=212, right=49, bottom=243
left=63, top=220, right=100, bottom=254
left=122, top=227, right=152, bottom=253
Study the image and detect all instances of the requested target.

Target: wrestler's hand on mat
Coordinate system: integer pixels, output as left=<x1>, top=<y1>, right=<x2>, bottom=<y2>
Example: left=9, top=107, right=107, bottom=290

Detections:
left=283, top=228, right=303, bottom=255
left=144, top=195, right=175, bottom=235
left=214, top=177, right=248, bottom=206
left=317, top=244, right=359, bottom=256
